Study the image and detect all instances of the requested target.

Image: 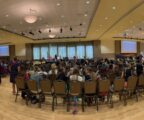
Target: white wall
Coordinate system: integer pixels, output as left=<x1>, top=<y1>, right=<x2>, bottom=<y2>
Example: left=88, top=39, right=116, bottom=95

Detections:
left=101, top=40, right=115, bottom=53
left=15, top=44, right=26, bottom=56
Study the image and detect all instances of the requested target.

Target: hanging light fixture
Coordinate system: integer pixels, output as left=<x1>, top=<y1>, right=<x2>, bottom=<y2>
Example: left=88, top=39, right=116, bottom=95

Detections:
left=24, top=9, right=37, bottom=24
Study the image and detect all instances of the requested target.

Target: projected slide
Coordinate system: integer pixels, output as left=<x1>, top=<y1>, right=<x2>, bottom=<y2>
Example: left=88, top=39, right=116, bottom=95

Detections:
left=121, top=40, right=137, bottom=53
left=0, top=46, right=9, bottom=56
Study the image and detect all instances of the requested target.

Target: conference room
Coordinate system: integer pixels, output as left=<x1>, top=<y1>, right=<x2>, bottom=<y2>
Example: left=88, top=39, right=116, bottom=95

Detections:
left=0, top=0, right=144, bottom=120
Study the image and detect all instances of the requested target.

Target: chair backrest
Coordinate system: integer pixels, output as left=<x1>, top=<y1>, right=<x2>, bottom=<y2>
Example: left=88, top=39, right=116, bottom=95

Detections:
left=16, top=77, right=25, bottom=90
left=138, top=74, right=144, bottom=86
left=99, top=80, right=110, bottom=93
left=40, top=80, right=51, bottom=93
left=49, top=74, right=57, bottom=81
left=53, top=81, right=66, bottom=94
left=114, top=78, right=124, bottom=91
left=91, top=73, right=97, bottom=81
left=127, top=76, right=137, bottom=90
left=84, top=81, right=96, bottom=94
left=49, top=74, right=57, bottom=86
left=70, top=81, right=82, bottom=95
left=27, top=80, right=38, bottom=92
left=109, top=73, right=115, bottom=84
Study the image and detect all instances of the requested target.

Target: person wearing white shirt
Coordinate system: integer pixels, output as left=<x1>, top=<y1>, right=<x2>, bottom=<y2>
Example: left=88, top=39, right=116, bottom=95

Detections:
left=48, top=63, right=58, bottom=75
left=69, top=68, right=84, bottom=82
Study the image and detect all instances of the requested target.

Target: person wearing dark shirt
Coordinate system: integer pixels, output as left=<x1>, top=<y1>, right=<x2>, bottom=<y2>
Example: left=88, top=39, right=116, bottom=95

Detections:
left=124, top=64, right=132, bottom=81
left=9, top=57, right=20, bottom=95
left=57, top=68, right=67, bottom=81
left=136, top=61, right=143, bottom=77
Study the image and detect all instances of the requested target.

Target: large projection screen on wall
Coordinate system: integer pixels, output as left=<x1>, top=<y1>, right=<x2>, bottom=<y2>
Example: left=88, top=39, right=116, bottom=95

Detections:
left=0, top=45, right=9, bottom=56
left=121, top=40, right=137, bottom=53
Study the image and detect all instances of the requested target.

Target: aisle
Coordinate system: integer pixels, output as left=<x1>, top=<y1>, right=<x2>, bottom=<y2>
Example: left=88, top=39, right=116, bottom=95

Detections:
left=0, top=76, right=144, bottom=120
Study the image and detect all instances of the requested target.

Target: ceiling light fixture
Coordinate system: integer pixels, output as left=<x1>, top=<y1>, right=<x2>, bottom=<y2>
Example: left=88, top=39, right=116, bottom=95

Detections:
left=2, top=26, right=6, bottom=29
left=105, top=17, right=108, bottom=20
left=130, top=20, right=133, bottom=23
left=20, top=21, right=23, bottom=25
left=112, top=6, right=116, bottom=10
left=24, top=9, right=37, bottom=24
left=57, top=3, right=61, bottom=6
left=5, top=14, right=9, bottom=17
left=49, top=34, right=56, bottom=38
left=84, top=14, right=88, bottom=17
left=61, top=15, right=65, bottom=18
left=86, top=1, right=90, bottom=4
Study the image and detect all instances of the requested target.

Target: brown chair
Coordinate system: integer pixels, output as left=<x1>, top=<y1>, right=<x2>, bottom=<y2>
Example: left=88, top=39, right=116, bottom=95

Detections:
left=98, top=80, right=112, bottom=109
left=124, top=76, right=138, bottom=105
left=49, top=74, right=57, bottom=87
left=68, top=81, right=83, bottom=112
left=113, top=78, right=125, bottom=105
left=15, top=76, right=25, bottom=102
left=27, top=80, right=41, bottom=107
left=83, top=81, right=98, bottom=111
left=52, top=80, right=67, bottom=111
left=138, top=74, right=144, bottom=86
left=39, top=80, right=52, bottom=108
left=137, top=74, right=144, bottom=96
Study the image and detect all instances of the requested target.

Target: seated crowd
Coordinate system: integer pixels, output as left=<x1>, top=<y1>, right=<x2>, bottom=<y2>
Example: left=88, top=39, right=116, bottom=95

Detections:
left=1, top=55, right=144, bottom=113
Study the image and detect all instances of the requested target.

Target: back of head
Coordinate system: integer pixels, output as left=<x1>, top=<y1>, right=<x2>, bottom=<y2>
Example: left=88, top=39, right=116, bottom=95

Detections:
left=13, top=57, right=17, bottom=62
left=73, top=68, right=79, bottom=75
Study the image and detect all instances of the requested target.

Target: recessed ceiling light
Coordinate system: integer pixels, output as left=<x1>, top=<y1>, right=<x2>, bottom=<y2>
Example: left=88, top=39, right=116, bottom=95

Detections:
left=57, top=3, right=61, bottom=6
left=133, top=26, right=136, bottom=28
left=105, top=17, right=108, bottom=20
left=83, top=22, right=86, bottom=25
left=20, top=21, right=23, bottom=24
left=61, top=15, right=65, bottom=18
left=5, top=14, right=9, bottom=17
left=86, top=1, right=90, bottom=4
left=112, top=6, right=116, bottom=10
left=84, top=14, right=88, bottom=17
left=63, top=22, right=67, bottom=26
left=2, top=26, right=6, bottom=28
left=39, top=17, right=42, bottom=21
left=130, top=20, right=133, bottom=23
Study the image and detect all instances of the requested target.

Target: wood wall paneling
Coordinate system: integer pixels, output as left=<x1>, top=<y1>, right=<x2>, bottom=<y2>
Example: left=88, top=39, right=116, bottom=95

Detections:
left=93, top=40, right=101, bottom=58
left=26, top=43, right=33, bottom=60
left=115, top=40, right=121, bottom=54
left=9, top=45, right=15, bottom=60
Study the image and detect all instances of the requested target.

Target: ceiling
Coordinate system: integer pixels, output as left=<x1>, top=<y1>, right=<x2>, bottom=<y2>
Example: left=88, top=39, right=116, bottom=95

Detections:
left=0, top=0, right=144, bottom=44
left=0, top=0, right=99, bottom=40
left=114, top=21, right=144, bottom=40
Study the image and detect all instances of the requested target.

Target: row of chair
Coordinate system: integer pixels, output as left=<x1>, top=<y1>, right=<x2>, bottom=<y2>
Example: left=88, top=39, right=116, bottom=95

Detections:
left=15, top=74, right=144, bottom=112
